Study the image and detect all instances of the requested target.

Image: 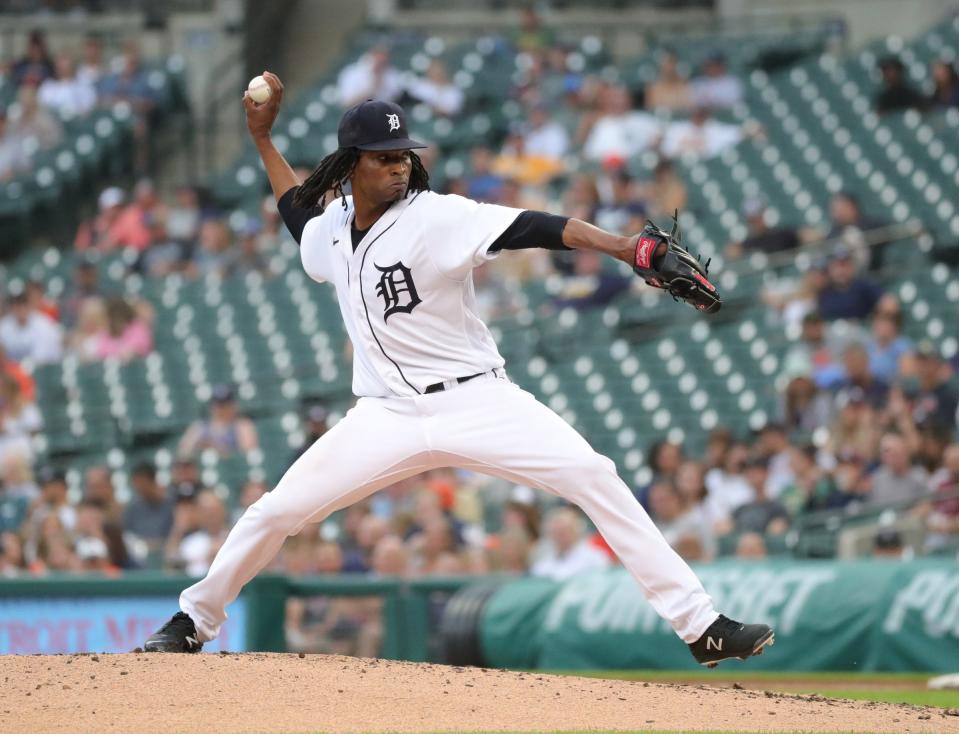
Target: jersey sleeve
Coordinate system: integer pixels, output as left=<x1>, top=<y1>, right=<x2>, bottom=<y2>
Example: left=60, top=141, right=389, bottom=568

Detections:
left=299, top=207, right=337, bottom=283
left=427, top=193, right=525, bottom=280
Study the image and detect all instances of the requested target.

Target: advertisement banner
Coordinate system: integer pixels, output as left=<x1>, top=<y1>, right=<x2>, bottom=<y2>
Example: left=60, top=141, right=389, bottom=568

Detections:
left=480, top=560, right=959, bottom=672
left=0, top=597, right=246, bottom=654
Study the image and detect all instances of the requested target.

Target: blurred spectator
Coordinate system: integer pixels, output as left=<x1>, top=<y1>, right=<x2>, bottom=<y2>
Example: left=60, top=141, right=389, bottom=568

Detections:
left=138, top=209, right=192, bottom=277
left=74, top=186, right=133, bottom=252
left=74, top=502, right=123, bottom=574
left=782, top=311, right=840, bottom=391
left=66, top=296, right=107, bottom=361
left=919, top=443, right=959, bottom=551
left=0, top=532, right=25, bottom=576
left=690, top=53, right=744, bottom=109
left=875, top=56, right=925, bottom=114
left=735, top=532, right=768, bottom=560
left=629, top=161, right=681, bottom=223
left=231, top=478, right=267, bottom=526
left=1, top=452, right=38, bottom=502
left=868, top=433, right=928, bottom=507
left=408, top=514, right=460, bottom=575
left=704, top=442, right=755, bottom=525
left=492, top=130, right=564, bottom=187
left=912, top=342, right=959, bottom=433
left=816, top=247, right=883, bottom=321
left=648, top=481, right=715, bottom=559
left=779, top=444, right=838, bottom=516
left=466, top=146, right=504, bottom=202
left=523, top=105, right=569, bottom=161
left=288, top=403, right=330, bottom=467
left=705, top=428, right=733, bottom=471
left=781, top=375, right=833, bottom=434
left=834, top=343, right=889, bottom=408
left=193, top=218, right=233, bottom=277
left=825, top=192, right=887, bottom=271
left=337, top=46, right=403, bottom=107
left=404, top=60, right=463, bottom=116
left=732, top=456, right=790, bottom=536
left=76, top=34, right=105, bottom=88
left=227, top=219, right=272, bottom=277
left=122, top=462, right=173, bottom=556
left=257, top=194, right=284, bottom=252
left=661, top=107, right=742, bottom=160
left=178, top=383, right=259, bottom=457
left=168, top=490, right=228, bottom=576
left=25, top=280, right=58, bottom=322
left=594, top=169, right=644, bottom=235
left=0, top=372, right=41, bottom=436
left=514, top=7, right=554, bottom=54
left=928, top=60, right=959, bottom=109
left=12, top=30, right=55, bottom=87
left=25, top=467, right=76, bottom=542
left=762, top=262, right=828, bottom=329
left=0, top=344, right=35, bottom=401
left=872, top=527, right=906, bottom=559
left=0, top=109, right=31, bottom=181
left=827, top=389, right=881, bottom=465
left=726, top=197, right=799, bottom=259
left=0, top=290, right=64, bottom=365
left=113, top=178, right=162, bottom=252
left=486, top=527, right=531, bottom=575
left=645, top=50, right=692, bottom=113
left=756, top=423, right=794, bottom=499
left=561, top=173, right=600, bottom=223
left=38, top=54, right=97, bottom=117
left=165, top=185, right=201, bottom=248
left=867, top=306, right=912, bottom=384
left=8, top=83, right=63, bottom=150
left=83, top=465, right=121, bottom=526
left=59, top=257, right=104, bottom=329
left=0, top=469, right=30, bottom=535
left=530, top=506, right=610, bottom=580
left=581, top=85, right=661, bottom=163
left=99, top=42, right=160, bottom=173
left=93, top=296, right=153, bottom=362
left=552, top=250, right=630, bottom=310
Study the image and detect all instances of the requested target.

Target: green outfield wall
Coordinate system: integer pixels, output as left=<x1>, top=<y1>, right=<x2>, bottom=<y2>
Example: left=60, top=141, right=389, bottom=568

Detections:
left=479, top=560, right=959, bottom=672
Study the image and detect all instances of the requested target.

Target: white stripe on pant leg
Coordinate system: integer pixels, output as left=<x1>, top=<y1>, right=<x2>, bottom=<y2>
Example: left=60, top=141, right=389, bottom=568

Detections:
left=430, top=380, right=719, bottom=643
left=179, top=399, right=434, bottom=643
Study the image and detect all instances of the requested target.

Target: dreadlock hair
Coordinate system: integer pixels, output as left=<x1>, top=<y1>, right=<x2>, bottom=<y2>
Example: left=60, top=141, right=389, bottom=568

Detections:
left=291, top=147, right=430, bottom=212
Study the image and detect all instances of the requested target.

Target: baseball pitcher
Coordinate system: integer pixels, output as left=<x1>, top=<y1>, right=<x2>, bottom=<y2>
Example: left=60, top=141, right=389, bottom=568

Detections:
left=145, top=72, right=773, bottom=668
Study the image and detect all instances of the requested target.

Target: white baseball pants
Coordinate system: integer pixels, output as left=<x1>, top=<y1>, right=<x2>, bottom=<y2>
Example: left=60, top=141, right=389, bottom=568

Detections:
left=180, top=375, right=718, bottom=643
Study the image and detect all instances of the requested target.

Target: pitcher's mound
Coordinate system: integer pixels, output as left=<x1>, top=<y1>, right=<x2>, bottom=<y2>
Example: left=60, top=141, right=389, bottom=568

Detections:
left=1, top=652, right=956, bottom=733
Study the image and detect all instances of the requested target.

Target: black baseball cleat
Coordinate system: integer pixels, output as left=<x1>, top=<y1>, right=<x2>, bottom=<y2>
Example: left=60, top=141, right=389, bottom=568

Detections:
left=688, top=614, right=774, bottom=668
left=144, top=612, right=203, bottom=653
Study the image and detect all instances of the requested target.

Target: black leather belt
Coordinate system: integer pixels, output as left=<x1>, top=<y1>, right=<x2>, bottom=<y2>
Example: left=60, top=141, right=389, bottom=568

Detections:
left=424, top=370, right=490, bottom=394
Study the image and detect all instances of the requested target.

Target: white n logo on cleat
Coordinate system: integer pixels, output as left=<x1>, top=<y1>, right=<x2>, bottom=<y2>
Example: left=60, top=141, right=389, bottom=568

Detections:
left=186, top=635, right=199, bottom=648
left=706, top=637, right=723, bottom=652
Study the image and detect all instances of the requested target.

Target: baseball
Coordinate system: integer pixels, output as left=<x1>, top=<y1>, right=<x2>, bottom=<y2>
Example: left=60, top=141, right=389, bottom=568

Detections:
left=247, top=75, right=271, bottom=104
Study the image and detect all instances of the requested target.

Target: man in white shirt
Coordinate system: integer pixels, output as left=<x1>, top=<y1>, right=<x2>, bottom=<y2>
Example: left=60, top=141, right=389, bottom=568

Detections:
left=0, top=291, right=63, bottom=366
left=531, top=506, right=610, bottom=580
left=524, top=105, right=569, bottom=161
left=404, top=60, right=464, bottom=117
left=38, top=55, right=97, bottom=117
left=583, top=86, right=661, bottom=162
left=337, top=47, right=403, bottom=108
left=661, top=107, right=742, bottom=160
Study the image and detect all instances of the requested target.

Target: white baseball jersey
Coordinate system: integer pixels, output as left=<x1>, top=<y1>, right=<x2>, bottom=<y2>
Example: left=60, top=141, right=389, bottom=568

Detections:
left=179, top=189, right=721, bottom=652
left=299, top=191, right=523, bottom=398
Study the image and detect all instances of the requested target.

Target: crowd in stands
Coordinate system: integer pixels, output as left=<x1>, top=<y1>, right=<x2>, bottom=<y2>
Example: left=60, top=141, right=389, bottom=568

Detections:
left=2, top=14, right=959, bottom=652
left=0, top=29, right=163, bottom=180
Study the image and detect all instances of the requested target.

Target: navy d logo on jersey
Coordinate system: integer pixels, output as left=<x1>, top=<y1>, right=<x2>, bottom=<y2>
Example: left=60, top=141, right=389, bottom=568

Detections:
left=374, top=262, right=421, bottom=321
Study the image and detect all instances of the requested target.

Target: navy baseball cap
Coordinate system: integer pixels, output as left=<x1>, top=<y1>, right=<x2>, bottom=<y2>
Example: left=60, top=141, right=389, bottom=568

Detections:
left=337, top=99, right=427, bottom=151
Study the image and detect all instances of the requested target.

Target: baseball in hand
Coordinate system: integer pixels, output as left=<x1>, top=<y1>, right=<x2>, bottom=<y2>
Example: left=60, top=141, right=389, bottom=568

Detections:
left=247, top=75, right=272, bottom=104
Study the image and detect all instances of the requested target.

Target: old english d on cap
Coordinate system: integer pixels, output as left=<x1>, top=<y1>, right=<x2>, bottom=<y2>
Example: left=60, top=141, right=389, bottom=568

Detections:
left=338, top=99, right=428, bottom=151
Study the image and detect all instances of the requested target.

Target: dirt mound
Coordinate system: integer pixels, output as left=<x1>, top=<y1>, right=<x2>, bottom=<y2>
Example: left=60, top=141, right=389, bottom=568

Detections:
left=1, top=653, right=956, bottom=734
